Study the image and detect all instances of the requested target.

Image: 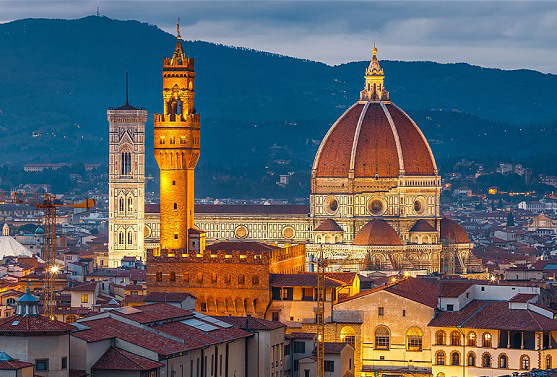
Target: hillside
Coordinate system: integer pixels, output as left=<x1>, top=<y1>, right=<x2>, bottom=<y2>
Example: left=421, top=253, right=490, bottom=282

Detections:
left=1, top=16, right=557, bottom=198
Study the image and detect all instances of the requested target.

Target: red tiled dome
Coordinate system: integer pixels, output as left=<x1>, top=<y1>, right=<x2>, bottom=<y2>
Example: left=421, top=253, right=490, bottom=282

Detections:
left=353, top=220, right=402, bottom=246
left=313, top=102, right=437, bottom=179
left=440, top=217, right=470, bottom=243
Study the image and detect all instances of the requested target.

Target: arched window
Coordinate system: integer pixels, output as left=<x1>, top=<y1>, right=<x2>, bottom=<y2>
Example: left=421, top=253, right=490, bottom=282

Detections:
left=121, top=152, right=131, bottom=175
left=406, top=327, right=423, bottom=351
left=450, top=331, right=461, bottom=346
left=451, top=351, right=460, bottom=366
left=482, top=353, right=491, bottom=368
left=436, top=330, right=446, bottom=345
left=547, top=355, right=552, bottom=369
left=118, top=231, right=124, bottom=245
left=374, top=326, right=390, bottom=350
left=435, top=351, right=446, bottom=365
left=499, top=354, right=508, bottom=369
left=238, top=274, right=245, bottom=285
left=156, top=272, right=163, bottom=282
left=119, top=197, right=125, bottom=212
left=127, top=231, right=133, bottom=245
left=482, top=332, right=492, bottom=347
left=467, top=352, right=476, bottom=367
left=251, top=275, right=259, bottom=285
left=224, top=273, right=231, bottom=284
left=127, top=197, right=133, bottom=212
left=520, top=355, right=530, bottom=370
left=174, top=203, right=178, bottom=209
left=340, top=327, right=356, bottom=349
left=467, top=331, right=477, bottom=347
left=65, top=315, right=77, bottom=323
left=197, top=272, right=203, bottom=283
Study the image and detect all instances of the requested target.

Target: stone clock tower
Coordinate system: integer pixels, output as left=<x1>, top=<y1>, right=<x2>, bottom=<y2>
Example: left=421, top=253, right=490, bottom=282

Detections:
left=108, top=84, right=147, bottom=267
left=154, top=24, right=200, bottom=252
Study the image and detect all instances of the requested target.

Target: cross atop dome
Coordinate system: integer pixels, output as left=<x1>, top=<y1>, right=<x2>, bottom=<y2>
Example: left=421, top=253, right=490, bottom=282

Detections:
left=360, top=43, right=390, bottom=102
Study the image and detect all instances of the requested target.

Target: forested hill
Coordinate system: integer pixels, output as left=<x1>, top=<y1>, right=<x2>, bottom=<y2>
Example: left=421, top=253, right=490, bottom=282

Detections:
left=1, top=16, right=557, bottom=197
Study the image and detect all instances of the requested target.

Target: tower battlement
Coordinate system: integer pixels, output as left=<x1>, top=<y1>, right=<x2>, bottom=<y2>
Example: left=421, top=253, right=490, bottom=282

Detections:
left=154, top=113, right=200, bottom=123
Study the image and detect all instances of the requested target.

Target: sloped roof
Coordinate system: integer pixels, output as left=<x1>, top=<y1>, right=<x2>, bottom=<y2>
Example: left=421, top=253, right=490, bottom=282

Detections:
left=314, top=219, right=343, bottom=232
left=0, top=236, right=34, bottom=259
left=0, top=315, right=75, bottom=335
left=270, top=274, right=344, bottom=287
left=410, top=219, right=436, bottom=232
left=339, top=277, right=438, bottom=308
left=92, top=347, right=163, bottom=371
left=429, top=300, right=557, bottom=331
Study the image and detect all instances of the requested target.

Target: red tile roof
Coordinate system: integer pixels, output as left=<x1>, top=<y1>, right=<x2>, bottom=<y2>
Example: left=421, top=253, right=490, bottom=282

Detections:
left=0, top=315, right=75, bottom=335
left=510, top=293, right=538, bottom=303
left=111, top=303, right=190, bottom=324
left=429, top=300, right=557, bottom=331
left=270, top=274, right=344, bottom=287
left=69, top=281, right=98, bottom=291
left=438, top=281, right=475, bottom=298
left=73, top=318, right=190, bottom=356
left=286, top=332, right=316, bottom=340
left=0, top=360, right=33, bottom=370
left=213, top=315, right=285, bottom=331
left=92, top=347, right=163, bottom=371
left=314, top=219, right=343, bottom=232
left=154, top=321, right=251, bottom=349
left=323, top=342, right=350, bottom=354
left=325, top=272, right=357, bottom=285
left=340, top=277, right=438, bottom=308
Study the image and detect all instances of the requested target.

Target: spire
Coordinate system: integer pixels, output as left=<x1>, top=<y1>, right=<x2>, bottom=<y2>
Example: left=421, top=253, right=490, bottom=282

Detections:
left=360, top=43, right=389, bottom=102
left=170, top=17, right=186, bottom=65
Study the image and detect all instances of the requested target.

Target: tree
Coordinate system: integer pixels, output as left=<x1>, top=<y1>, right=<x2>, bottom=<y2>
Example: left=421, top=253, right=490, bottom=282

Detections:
left=507, top=212, right=515, bottom=227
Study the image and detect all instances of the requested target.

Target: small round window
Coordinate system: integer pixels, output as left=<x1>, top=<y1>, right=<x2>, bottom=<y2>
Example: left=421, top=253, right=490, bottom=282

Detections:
left=368, top=198, right=385, bottom=216
left=235, top=225, right=248, bottom=239
left=325, top=197, right=339, bottom=214
left=414, top=197, right=426, bottom=214
left=282, top=226, right=295, bottom=239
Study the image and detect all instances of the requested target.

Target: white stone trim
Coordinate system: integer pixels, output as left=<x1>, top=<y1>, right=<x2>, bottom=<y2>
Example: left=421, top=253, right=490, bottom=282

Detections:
left=390, top=103, right=439, bottom=174
left=311, top=103, right=359, bottom=172
left=348, top=102, right=369, bottom=173
left=381, top=102, right=405, bottom=175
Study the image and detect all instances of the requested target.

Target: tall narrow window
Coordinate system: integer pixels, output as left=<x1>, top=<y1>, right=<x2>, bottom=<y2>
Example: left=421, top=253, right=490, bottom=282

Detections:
left=127, top=231, right=133, bottom=245
left=127, top=197, right=133, bottom=212
left=119, top=197, right=125, bottom=212
left=121, top=152, right=131, bottom=175
left=118, top=231, right=124, bottom=245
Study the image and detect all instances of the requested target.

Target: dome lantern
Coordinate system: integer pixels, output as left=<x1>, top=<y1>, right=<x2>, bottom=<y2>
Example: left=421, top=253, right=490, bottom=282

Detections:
left=360, top=43, right=390, bottom=102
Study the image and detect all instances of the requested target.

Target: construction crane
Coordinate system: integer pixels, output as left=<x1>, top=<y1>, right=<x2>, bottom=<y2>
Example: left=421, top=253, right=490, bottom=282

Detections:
left=313, top=246, right=327, bottom=377
left=0, top=192, right=95, bottom=319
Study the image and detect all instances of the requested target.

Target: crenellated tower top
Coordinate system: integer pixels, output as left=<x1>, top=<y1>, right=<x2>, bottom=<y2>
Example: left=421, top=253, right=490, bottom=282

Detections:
left=360, top=43, right=390, bottom=102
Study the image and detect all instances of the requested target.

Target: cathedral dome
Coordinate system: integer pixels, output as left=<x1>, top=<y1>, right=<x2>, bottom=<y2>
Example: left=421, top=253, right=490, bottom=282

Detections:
left=313, top=46, right=437, bottom=179
left=440, top=217, right=470, bottom=244
left=353, top=219, right=402, bottom=246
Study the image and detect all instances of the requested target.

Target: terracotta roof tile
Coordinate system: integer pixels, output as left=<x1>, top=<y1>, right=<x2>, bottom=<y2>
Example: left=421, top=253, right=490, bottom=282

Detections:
left=429, top=300, right=557, bottom=331
left=73, top=318, right=189, bottom=356
left=438, top=281, right=475, bottom=298
left=206, top=241, right=280, bottom=253
left=314, top=219, right=343, bottom=232
left=509, top=293, right=538, bottom=303
left=144, top=292, right=195, bottom=303
left=92, top=347, right=163, bottom=371
left=353, top=220, right=402, bottom=246
left=111, top=303, right=190, bottom=324
left=0, top=315, right=75, bottom=335
left=0, top=360, right=34, bottom=370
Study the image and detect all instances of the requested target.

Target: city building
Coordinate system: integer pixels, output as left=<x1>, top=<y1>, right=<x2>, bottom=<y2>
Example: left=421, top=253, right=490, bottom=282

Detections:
left=140, top=44, right=481, bottom=275
left=107, top=88, right=147, bottom=267
left=430, top=283, right=557, bottom=377
left=147, top=241, right=306, bottom=317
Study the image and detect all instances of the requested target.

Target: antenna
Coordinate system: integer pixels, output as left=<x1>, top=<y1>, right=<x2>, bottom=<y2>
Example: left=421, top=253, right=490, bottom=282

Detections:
left=125, top=72, right=129, bottom=105
left=177, top=17, right=181, bottom=39
left=96, top=7, right=100, bottom=17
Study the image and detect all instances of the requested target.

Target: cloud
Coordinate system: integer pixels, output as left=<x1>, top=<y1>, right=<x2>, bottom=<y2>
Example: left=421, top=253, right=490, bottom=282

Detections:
left=1, top=1, right=557, bottom=72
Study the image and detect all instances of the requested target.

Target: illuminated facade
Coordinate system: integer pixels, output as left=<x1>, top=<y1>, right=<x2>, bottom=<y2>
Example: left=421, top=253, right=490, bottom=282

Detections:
left=107, top=97, right=147, bottom=267
left=143, top=45, right=481, bottom=274
left=153, top=25, right=201, bottom=253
